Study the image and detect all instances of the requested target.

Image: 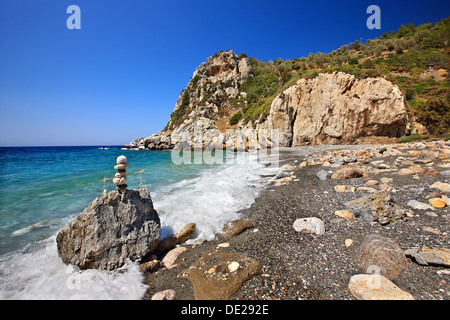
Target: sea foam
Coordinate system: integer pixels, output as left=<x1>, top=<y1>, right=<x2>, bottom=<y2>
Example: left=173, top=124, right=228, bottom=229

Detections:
left=0, top=236, right=147, bottom=300
left=153, top=152, right=278, bottom=241
left=0, top=151, right=278, bottom=299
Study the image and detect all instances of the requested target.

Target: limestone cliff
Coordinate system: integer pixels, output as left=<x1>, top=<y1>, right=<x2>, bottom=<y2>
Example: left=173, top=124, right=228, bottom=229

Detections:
left=267, top=72, right=407, bottom=146
left=125, top=51, right=407, bottom=150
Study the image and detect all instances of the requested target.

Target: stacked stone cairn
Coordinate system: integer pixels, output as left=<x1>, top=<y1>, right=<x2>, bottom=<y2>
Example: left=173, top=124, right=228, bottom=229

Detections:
left=113, top=155, right=128, bottom=200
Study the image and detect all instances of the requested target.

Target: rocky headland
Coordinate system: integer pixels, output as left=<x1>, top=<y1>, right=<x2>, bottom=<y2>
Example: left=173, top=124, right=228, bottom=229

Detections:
left=124, top=50, right=409, bottom=151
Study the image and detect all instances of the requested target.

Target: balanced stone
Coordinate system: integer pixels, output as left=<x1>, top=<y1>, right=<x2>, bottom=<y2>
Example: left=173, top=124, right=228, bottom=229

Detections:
left=113, top=177, right=127, bottom=185
left=114, top=163, right=130, bottom=170
left=116, top=155, right=127, bottom=164
left=115, top=172, right=127, bottom=178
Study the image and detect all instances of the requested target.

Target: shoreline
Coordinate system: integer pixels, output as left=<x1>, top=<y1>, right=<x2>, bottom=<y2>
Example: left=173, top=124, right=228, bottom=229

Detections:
left=142, top=141, right=450, bottom=300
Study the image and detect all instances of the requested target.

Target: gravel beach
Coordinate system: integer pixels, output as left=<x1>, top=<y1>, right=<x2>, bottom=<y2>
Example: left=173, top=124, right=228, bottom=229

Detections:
left=143, top=141, right=450, bottom=301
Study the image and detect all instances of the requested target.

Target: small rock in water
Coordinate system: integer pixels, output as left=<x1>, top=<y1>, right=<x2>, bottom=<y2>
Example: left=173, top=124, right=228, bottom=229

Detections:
left=218, top=219, right=253, bottom=239
left=276, top=170, right=291, bottom=179
left=293, top=217, right=325, bottom=235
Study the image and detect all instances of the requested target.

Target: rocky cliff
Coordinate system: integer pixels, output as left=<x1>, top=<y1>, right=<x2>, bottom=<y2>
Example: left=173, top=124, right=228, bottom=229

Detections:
left=125, top=51, right=407, bottom=150
left=267, top=72, right=407, bottom=146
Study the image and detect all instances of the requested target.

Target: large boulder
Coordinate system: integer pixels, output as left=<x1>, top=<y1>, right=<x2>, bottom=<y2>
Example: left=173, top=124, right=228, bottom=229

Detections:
left=56, top=188, right=160, bottom=270
left=266, top=72, right=407, bottom=146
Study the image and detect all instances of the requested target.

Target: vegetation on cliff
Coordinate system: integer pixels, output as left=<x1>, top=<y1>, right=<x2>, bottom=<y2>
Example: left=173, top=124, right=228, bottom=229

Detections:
left=238, top=17, right=449, bottom=134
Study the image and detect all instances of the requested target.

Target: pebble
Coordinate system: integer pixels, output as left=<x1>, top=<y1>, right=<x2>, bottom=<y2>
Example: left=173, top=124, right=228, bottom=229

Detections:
left=423, top=226, right=441, bottom=235
left=430, top=181, right=450, bottom=193
left=334, top=185, right=356, bottom=193
left=293, top=217, right=325, bottom=235
left=428, top=198, right=447, bottom=208
left=380, top=177, right=393, bottom=184
left=356, top=187, right=377, bottom=193
left=334, top=210, right=355, bottom=220
left=366, top=180, right=379, bottom=186
left=396, top=168, right=414, bottom=176
left=228, top=261, right=240, bottom=273
left=407, top=200, right=435, bottom=211
left=345, top=239, right=353, bottom=247
left=407, top=165, right=424, bottom=173
left=151, top=289, right=176, bottom=300
left=316, top=170, right=331, bottom=181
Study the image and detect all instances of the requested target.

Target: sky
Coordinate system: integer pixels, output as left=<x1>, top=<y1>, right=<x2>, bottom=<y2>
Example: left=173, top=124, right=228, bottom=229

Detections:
left=0, top=0, right=448, bottom=146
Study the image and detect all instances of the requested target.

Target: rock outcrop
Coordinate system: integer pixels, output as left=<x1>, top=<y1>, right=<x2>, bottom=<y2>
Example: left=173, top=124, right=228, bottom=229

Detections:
left=125, top=50, right=252, bottom=151
left=56, top=188, right=160, bottom=270
left=266, top=72, right=407, bottom=146
left=125, top=52, right=408, bottom=150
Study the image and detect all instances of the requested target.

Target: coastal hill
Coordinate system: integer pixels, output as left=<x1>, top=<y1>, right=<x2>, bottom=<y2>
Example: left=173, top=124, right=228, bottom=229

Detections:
left=125, top=17, right=449, bottom=150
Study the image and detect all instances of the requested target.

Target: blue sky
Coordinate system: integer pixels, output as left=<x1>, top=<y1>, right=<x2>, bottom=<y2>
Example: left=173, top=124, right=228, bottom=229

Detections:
left=0, top=0, right=448, bottom=146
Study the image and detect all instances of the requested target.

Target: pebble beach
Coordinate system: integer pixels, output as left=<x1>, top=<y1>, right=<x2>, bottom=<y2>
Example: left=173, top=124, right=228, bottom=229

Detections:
left=142, top=140, right=450, bottom=300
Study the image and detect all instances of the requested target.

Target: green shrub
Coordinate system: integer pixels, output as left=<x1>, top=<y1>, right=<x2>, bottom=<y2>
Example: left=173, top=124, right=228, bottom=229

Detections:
left=191, top=75, right=201, bottom=87
left=238, top=53, right=248, bottom=59
left=405, top=87, right=416, bottom=100
left=396, top=134, right=430, bottom=143
left=229, top=111, right=243, bottom=125
left=281, top=72, right=293, bottom=84
left=349, top=57, right=359, bottom=65
left=415, top=98, right=450, bottom=135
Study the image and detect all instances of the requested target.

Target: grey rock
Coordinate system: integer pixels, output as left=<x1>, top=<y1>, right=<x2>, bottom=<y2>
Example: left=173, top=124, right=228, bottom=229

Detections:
left=276, top=170, right=291, bottom=179
left=440, top=170, right=450, bottom=176
left=343, top=156, right=357, bottom=163
left=56, top=188, right=160, bottom=270
left=407, top=200, right=435, bottom=211
left=330, top=160, right=344, bottom=168
left=405, top=247, right=450, bottom=267
left=317, top=169, right=331, bottom=181
left=346, top=191, right=407, bottom=225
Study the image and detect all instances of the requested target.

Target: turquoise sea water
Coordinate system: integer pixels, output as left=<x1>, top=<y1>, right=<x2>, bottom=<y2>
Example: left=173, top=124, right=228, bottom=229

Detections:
left=0, top=146, right=277, bottom=299
left=0, top=146, right=211, bottom=255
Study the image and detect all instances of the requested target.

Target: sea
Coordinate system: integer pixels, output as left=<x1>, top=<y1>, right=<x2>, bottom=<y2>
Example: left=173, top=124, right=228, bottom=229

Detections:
left=0, top=145, right=280, bottom=299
